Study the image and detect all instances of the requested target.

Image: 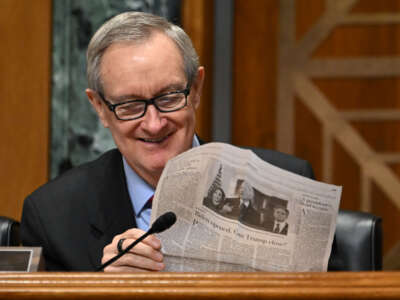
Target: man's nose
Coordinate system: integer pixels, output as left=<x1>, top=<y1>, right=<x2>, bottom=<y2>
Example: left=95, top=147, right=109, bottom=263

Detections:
left=141, top=105, right=167, bottom=132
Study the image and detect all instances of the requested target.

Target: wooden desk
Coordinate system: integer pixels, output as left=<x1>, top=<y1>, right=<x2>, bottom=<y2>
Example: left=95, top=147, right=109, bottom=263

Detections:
left=0, top=271, right=399, bottom=299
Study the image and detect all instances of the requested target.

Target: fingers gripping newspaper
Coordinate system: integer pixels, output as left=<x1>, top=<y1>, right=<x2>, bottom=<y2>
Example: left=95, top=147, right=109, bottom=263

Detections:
left=151, top=143, right=342, bottom=272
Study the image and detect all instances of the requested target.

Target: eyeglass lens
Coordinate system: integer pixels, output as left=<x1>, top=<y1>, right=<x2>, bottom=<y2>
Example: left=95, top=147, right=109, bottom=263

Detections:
left=115, top=92, right=187, bottom=120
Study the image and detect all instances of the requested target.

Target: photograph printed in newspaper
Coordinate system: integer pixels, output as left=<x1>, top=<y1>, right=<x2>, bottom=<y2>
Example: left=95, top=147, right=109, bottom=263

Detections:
left=151, top=143, right=342, bottom=272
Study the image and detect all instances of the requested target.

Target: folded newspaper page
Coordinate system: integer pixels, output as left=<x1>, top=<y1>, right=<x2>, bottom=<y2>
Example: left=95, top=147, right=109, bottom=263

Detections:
left=151, top=143, right=342, bottom=272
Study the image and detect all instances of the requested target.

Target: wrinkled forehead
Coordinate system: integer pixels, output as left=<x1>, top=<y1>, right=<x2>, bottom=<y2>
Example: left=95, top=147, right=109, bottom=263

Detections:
left=100, top=31, right=184, bottom=72
left=99, top=33, right=186, bottom=96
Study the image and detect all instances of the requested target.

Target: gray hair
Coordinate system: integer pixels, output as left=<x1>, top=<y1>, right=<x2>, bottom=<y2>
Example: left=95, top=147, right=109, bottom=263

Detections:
left=86, top=11, right=199, bottom=93
left=240, top=181, right=254, bottom=201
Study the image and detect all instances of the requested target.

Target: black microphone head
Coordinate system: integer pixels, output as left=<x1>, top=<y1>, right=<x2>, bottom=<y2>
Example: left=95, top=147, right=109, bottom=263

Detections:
left=149, top=212, right=177, bottom=234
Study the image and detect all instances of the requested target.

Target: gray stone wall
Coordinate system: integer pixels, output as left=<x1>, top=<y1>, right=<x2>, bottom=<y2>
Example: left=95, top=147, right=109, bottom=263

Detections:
left=51, top=0, right=181, bottom=178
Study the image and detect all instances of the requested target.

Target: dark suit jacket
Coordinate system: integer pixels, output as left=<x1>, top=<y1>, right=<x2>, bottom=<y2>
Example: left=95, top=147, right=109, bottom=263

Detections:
left=21, top=146, right=314, bottom=271
left=264, top=220, right=289, bottom=235
left=279, top=223, right=288, bottom=235
left=239, top=204, right=261, bottom=227
left=21, top=149, right=135, bottom=271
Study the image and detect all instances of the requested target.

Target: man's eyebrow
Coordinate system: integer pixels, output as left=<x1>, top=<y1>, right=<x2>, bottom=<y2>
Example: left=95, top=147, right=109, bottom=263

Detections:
left=109, top=83, right=187, bottom=102
left=156, top=83, right=187, bottom=94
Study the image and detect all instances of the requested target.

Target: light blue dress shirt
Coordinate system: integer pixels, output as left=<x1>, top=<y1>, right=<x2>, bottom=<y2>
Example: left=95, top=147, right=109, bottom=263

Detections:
left=122, top=136, right=200, bottom=231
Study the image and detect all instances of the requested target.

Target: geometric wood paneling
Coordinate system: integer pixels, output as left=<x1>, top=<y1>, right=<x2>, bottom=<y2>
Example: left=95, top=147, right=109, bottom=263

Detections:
left=278, top=0, right=400, bottom=268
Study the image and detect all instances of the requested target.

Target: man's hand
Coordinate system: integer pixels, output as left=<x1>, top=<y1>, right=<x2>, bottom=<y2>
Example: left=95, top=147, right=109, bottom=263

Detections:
left=101, top=228, right=165, bottom=272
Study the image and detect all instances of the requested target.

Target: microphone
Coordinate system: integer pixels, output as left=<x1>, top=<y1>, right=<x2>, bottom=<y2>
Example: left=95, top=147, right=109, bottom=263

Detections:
left=148, top=211, right=176, bottom=234
left=96, top=211, right=177, bottom=271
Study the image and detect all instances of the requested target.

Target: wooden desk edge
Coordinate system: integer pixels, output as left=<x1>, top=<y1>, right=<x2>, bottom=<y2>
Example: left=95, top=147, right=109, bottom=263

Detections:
left=0, top=271, right=399, bottom=299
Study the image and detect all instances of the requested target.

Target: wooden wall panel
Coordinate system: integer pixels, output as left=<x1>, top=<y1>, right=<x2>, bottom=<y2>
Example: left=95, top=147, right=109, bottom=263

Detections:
left=232, top=0, right=279, bottom=148
left=297, top=0, right=400, bottom=256
left=315, top=25, right=400, bottom=56
left=314, top=79, right=400, bottom=110
left=0, top=0, right=51, bottom=220
left=296, top=0, right=325, bottom=40
left=182, top=0, right=214, bottom=142
left=352, top=0, right=400, bottom=12
left=332, top=141, right=362, bottom=211
left=294, top=97, right=323, bottom=180
left=234, top=0, right=400, bottom=263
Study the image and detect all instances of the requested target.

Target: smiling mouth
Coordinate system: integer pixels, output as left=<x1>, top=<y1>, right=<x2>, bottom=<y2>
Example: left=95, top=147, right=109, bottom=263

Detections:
left=140, top=134, right=171, bottom=144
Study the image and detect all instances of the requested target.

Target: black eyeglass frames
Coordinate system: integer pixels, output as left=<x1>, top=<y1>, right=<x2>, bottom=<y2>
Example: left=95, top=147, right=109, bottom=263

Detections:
left=97, top=86, right=191, bottom=121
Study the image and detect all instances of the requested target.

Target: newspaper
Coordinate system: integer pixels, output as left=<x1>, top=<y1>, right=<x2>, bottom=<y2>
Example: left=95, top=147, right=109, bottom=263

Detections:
left=150, top=143, right=342, bottom=272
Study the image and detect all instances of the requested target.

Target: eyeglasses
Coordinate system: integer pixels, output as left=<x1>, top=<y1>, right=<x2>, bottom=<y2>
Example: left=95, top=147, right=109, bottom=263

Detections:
left=97, top=86, right=191, bottom=121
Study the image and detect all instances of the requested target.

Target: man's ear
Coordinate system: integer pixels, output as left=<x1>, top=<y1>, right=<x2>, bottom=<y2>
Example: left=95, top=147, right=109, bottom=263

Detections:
left=86, top=88, right=109, bottom=128
left=190, top=66, right=205, bottom=110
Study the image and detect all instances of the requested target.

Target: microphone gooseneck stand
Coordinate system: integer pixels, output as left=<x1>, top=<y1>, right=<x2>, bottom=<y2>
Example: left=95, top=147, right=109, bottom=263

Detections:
left=96, top=211, right=176, bottom=272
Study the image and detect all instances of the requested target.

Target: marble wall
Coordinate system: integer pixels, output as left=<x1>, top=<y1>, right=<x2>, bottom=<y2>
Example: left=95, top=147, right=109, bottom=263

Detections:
left=51, top=0, right=181, bottom=178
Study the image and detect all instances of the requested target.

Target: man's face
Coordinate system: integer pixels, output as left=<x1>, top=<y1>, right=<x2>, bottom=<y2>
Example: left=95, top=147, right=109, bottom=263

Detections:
left=87, top=32, right=204, bottom=187
left=274, top=208, right=288, bottom=222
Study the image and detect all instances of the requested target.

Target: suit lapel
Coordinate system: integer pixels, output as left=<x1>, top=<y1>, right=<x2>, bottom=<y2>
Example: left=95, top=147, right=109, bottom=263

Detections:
left=85, top=137, right=204, bottom=269
left=86, top=150, right=136, bottom=269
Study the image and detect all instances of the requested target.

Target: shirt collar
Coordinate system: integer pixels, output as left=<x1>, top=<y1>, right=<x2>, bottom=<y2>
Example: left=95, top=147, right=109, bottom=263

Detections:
left=123, top=157, right=154, bottom=217
left=192, top=135, right=200, bottom=147
left=275, top=221, right=286, bottom=226
left=123, top=135, right=200, bottom=216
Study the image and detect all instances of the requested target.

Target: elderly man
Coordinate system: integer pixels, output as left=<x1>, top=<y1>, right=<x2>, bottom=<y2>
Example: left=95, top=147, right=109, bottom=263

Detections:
left=21, top=11, right=313, bottom=272
left=238, top=181, right=260, bottom=227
